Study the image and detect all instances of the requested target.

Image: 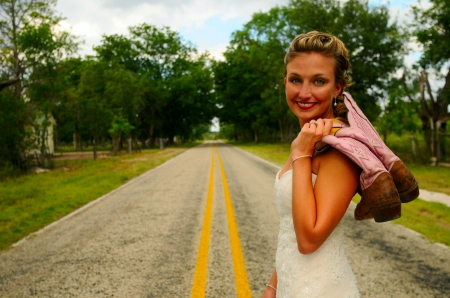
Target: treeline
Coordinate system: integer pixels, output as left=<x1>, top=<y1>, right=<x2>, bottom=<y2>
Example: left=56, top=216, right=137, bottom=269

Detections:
left=1, top=0, right=449, bottom=173
left=216, top=0, right=450, bottom=163
left=54, top=25, right=215, bottom=157
left=215, top=0, right=405, bottom=142
left=0, top=0, right=215, bottom=171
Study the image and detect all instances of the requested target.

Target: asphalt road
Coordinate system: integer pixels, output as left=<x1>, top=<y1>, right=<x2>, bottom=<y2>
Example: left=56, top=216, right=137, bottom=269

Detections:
left=0, top=141, right=449, bottom=297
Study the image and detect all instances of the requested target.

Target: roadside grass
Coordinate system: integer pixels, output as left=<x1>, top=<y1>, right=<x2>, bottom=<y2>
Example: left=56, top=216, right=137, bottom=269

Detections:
left=230, top=141, right=450, bottom=247
left=55, top=144, right=113, bottom=153
left=0, top=143, right=197, bottom=251
left=405, top=165, right=450, bottom=196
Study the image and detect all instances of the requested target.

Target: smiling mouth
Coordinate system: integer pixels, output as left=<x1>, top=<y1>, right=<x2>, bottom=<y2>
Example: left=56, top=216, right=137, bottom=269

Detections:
left=294, top=101, right=316, bottom=109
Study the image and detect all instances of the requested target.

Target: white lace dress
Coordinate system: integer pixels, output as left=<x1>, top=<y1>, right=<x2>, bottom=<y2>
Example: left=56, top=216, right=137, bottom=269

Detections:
left=275, top=169, right=359, bottom=298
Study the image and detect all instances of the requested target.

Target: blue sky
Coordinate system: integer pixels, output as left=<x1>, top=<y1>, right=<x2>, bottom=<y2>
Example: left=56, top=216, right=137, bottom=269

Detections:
left=56, top=0, right=421, bottom=61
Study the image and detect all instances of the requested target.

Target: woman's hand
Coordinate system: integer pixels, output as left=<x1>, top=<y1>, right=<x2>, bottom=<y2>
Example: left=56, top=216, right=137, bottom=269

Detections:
left=262, top=271, right=277, bottom=298
left=291, top=118, right=333, bottom=157
left=261, top=287, right=277, bottom=298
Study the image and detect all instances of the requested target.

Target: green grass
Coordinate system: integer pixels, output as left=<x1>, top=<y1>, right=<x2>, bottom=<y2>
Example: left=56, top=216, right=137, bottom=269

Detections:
left=55, top=145, right=113, bottom=153
left=230, top=141, right=450, bottom=247
left=406, top=165, right=450, bottom=196
left=229, top=141, right=291, bottom=167
left=0, top=144, right=197, bottom=251
left=395, top=199, right=450, bottom=246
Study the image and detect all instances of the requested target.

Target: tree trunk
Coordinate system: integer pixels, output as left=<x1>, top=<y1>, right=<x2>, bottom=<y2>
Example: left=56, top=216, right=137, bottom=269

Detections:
left=114, top=130, right=122, bottom=155
left=73, top=127, right=82, bottom=151
left=39, top=127, right=47, bottom=167
left=39, top=115, right=50, bottom=168
left=411, top=132, right=417, bottom=160
left=133, top=138, right=141, bottom=153
left=93, top=134, right=98, bottom=160
left=149, top=123, right=155, bottom=148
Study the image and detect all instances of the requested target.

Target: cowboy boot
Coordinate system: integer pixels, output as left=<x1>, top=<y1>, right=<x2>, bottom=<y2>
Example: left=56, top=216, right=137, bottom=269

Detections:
left=319, top=134, right=401, bottom=222
left=336, top=92, right=419, bottom=203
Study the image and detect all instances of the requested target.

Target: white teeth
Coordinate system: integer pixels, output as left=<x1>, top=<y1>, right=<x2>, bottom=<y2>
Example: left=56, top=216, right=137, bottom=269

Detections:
left=296, top=102, right=314, bottom=107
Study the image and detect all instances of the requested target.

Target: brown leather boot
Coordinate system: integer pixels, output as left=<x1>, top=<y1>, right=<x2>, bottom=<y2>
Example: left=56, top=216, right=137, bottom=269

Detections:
left=337, top=92, right=419, bottom=203
left=319, top=134, right=401, bottom=222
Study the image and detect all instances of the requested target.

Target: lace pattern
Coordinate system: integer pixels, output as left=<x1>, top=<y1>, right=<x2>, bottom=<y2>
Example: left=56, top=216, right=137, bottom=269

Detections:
left=274, top=170, right=359, bottom=298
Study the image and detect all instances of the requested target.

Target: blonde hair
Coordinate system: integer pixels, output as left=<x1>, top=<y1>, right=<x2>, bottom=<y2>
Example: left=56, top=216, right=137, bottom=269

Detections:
left=285, top=31, right=351, bottom=119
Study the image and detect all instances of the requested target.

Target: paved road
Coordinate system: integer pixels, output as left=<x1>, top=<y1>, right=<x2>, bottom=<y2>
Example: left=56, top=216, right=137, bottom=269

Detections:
left=1, top=142, right=449, bottom=297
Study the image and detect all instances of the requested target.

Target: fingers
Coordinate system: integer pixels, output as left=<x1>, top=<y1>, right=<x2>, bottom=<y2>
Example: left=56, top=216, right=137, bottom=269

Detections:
left=309, top=118, right=323, bottom=130
left=307, top=118, right=333, bottom=135
left=323, top=119, right=333, bottom=135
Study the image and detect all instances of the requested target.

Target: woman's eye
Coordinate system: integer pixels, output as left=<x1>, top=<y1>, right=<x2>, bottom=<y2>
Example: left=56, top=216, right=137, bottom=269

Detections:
left=291, top=78, right=300, bottom=84
left=315, top=79, right=325, bottom=85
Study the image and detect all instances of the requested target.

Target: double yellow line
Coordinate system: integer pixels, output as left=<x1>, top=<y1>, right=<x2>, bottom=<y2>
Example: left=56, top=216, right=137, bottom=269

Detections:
left=191, top=146, right=252, bottom=298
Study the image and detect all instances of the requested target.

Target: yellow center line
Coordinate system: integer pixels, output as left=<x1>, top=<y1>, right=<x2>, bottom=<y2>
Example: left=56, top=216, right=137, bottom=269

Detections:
left=216, top=147, right=252, bottom=298
left=191, top=147, right=215, bottom=298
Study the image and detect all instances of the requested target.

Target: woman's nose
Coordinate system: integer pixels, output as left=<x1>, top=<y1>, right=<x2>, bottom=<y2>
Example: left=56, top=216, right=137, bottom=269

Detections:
left=298, top=83, right=311, bottom=99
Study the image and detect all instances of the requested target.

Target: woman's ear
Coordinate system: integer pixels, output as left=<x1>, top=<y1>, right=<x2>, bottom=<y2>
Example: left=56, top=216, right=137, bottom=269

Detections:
left=284, top=77, right=287, bottom=86
left=334, top=82, right=343, bottom=97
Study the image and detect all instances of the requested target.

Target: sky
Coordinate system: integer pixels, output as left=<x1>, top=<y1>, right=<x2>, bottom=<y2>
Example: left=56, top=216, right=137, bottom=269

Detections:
left=56, top=0, right=420, bottom=61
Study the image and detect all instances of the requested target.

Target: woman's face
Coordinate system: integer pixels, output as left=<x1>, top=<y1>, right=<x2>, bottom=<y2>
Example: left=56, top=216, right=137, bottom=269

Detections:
left=284, top=52, right=343, bottom=126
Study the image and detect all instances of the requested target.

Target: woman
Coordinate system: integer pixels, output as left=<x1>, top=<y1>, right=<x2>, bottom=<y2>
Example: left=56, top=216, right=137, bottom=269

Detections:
left=262, top=31, right=360, bottom=298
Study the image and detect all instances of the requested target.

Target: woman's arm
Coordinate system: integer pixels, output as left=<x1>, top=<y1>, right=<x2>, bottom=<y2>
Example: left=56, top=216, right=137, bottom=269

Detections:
left=290, top=119, right=360, bottom=254
left=261, top=270, right=277, bottom=298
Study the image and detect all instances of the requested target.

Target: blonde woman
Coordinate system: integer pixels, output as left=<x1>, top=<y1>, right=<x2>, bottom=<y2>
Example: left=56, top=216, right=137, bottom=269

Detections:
left=263, top=31, right=360, bottom=298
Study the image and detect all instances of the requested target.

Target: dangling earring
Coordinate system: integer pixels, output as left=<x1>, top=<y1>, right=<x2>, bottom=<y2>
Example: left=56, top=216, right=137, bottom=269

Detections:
left=333, top=97, right=337, bottom=107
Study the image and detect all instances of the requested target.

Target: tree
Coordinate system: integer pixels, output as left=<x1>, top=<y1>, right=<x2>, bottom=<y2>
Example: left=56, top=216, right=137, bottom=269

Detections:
left=376, top=75, right=421, bottom=160
left=0, top=0, right=77, bottom=169
left=19, top=14, right=77, bottom=166
left=412, top=0, right=450, bottom=162
left=76, top=60, right=115, bottom=158
left=215, top=0, right=407, bottom=142
left=214, top=6, right=295, bottom=142
left=0, top=87, right=29, bottom=173
left=1, top=0, right=56, bottom=94
left=95, top=24, right=216, bottom=146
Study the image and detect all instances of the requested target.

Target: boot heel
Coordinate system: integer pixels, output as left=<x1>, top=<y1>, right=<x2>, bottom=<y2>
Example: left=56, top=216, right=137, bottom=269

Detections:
left=390, top=161, right=420, bottom=203
left=370, top=202, right=401, bottom=223
left=399, top=181, right=419, bottom=203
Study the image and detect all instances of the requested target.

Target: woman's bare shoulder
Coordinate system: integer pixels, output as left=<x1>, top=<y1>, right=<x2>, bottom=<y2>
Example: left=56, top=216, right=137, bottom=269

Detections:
left=313, top=147, right=360, bottom=179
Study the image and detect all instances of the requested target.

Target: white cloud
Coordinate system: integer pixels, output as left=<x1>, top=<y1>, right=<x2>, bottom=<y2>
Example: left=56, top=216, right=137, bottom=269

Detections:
left=55, top=0, right=431, bottom=64
left=56, top=0, right=289, bottom=59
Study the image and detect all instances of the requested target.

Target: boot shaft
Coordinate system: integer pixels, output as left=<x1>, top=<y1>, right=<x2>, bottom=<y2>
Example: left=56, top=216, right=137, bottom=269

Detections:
left=321, top=135, right=388, bottom=189
left=341, top=92, right=399, bottom=170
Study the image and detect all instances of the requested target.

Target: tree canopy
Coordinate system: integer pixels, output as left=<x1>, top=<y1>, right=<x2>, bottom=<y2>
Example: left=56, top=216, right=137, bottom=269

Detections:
left=2, top=0, right=450, bottom=171
left=215, top=0, right=407, bottom=142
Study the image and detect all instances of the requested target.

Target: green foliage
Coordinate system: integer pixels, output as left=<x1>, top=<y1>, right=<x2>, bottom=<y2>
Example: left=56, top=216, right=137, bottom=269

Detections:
left=92, top=24, right=216, bottom=146
left=413, top=0, right=450, bottom=67
left=110, top=116, right=134, bottom=139
left=0, top=0, right=78, bottom=169
left=0, top=89, right=30, bottom=170
left=376, top=76, right=421, bottom=142
left=216, top=0, right=407, bottom=142
left=412, top=0, right=450, bottom=163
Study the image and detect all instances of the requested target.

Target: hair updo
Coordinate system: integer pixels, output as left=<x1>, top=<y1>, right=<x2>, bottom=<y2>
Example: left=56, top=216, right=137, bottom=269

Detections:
left=284, top=31, right=351, bottom=120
